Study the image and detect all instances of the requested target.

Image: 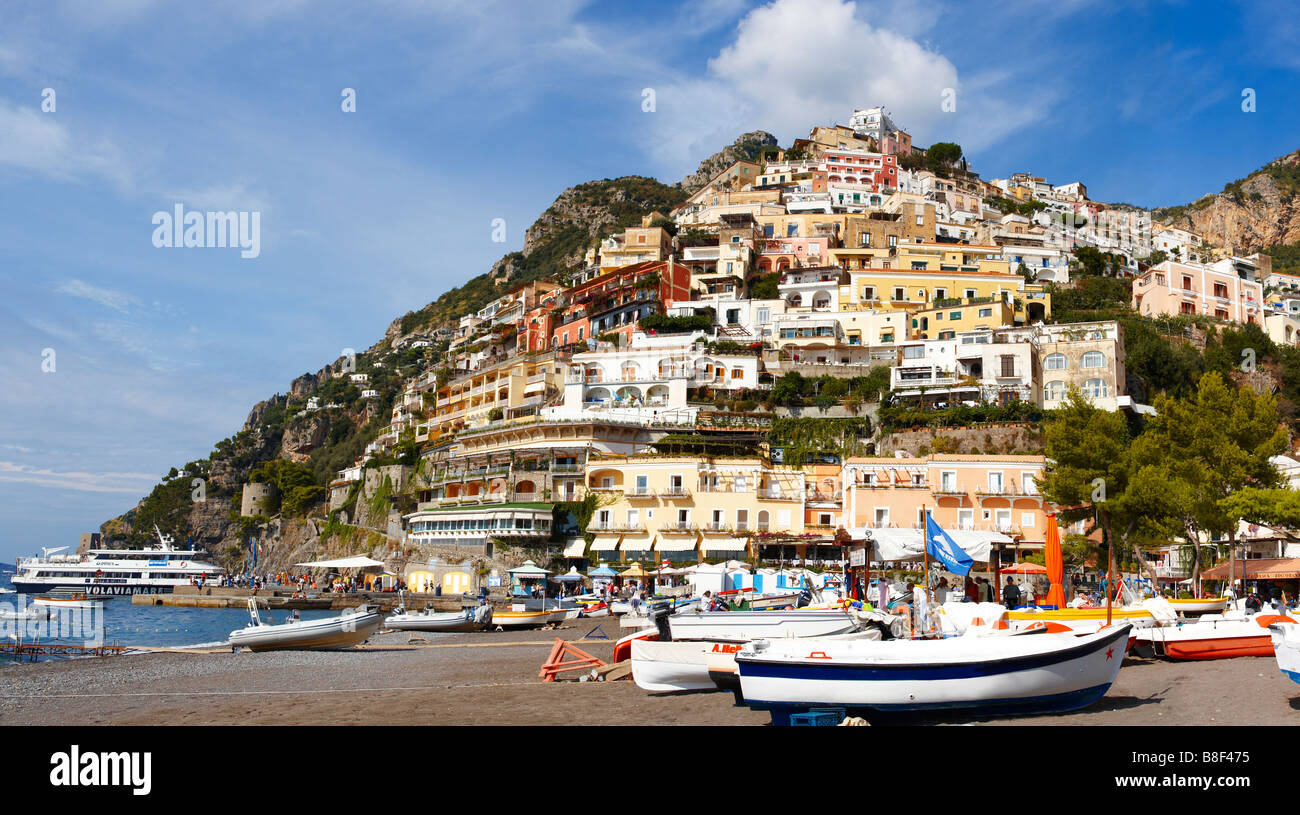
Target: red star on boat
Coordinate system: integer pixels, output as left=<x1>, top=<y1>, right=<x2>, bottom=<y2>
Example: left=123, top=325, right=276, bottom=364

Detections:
left=1105, top=647, right=1115, bottom=660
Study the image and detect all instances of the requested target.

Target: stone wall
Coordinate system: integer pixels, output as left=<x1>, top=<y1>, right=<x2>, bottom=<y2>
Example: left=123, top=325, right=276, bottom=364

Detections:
left=240, top=482, right=278, bottom=517
left=877, top=423, right=1044, bottom=457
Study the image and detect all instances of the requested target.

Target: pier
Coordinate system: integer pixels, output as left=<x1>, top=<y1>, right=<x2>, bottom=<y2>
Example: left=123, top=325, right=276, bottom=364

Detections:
left=129, top=586, right=497, bottom=612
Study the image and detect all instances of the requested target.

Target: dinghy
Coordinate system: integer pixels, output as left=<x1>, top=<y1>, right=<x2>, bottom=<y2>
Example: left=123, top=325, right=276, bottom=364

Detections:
left=491, top=609, right=553, bottom=629
left=228, top=601, right=383, bottom=652
left=735, top=623, right=1131, bottom=724
left=386, top=602, right=493, bottom=633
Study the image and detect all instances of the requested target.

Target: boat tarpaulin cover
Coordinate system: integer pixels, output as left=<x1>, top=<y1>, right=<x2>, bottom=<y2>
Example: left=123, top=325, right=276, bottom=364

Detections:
left=294, top=556, right=386, bottom=569
left=857, top=528, right=1011, bottom=563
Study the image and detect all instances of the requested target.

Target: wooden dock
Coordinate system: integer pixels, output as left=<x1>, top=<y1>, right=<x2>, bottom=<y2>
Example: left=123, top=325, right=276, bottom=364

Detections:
left=0, top=641, right=131, bottom=662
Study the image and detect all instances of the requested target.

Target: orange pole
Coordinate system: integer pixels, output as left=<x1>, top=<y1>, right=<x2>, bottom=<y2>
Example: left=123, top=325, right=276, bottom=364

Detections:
left=1106, top=536, right=1115, bottom=626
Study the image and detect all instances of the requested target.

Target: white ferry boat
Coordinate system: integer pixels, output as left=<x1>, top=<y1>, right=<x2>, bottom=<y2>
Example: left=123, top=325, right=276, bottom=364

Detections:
left=12, top=526, right=224, bottom=596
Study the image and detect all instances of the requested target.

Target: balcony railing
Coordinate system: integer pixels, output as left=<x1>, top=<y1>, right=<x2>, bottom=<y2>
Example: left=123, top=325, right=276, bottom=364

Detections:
left=661, top=487, right=692, bottom=498
left=660, top=522, right=698, bottom=534
left=627, top=488, right=657, bottom=499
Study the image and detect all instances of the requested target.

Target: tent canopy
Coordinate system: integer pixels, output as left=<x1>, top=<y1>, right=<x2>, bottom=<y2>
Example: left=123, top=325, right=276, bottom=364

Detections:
left=588, top=564, right=618, bottom=577
left=1001, top=562, right=1048, bottom=575
left=295, top=556, right=386, bottom=569
left=853, top=527, right=1010, bottom=564
left=509, top=559, right=551, bottom=577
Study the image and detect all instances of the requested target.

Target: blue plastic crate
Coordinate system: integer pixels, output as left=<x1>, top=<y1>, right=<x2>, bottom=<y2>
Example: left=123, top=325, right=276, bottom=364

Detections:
left=789, top=711, right=841, bottom=726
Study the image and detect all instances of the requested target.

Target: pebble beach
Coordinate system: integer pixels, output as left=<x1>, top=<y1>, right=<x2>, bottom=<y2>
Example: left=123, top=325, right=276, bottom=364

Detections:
left=2, top=622, right=1298, bottom=726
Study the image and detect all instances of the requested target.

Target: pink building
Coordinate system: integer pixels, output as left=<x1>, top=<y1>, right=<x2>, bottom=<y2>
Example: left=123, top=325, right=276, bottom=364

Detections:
left=1132, top=259, right=1263, bottom=326
left=842, top=454, right=1050, bottom=557
left=821, top=149, right=897, bottom=191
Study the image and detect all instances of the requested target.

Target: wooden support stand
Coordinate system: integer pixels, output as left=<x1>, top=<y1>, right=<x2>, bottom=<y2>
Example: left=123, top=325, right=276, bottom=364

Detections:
left=538, top=638, right=607, bottom=682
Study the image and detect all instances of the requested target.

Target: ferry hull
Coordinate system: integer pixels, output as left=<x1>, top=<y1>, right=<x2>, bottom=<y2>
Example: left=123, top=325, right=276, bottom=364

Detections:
left=11, top=581, right=174, bottom=596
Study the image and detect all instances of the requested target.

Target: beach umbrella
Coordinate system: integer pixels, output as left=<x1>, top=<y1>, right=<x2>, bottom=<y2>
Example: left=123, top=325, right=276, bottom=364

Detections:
left=619, top=562, right=649, bottom=578
left=1000, top=562, right=1048, bottom=574
left=1044, top=512, right=1066, bottom=609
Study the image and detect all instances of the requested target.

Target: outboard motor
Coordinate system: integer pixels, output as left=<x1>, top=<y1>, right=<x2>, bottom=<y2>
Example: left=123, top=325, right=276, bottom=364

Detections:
left=649, top=600, right=673, bottom=642
left=796, top=588, right=812, bottom=609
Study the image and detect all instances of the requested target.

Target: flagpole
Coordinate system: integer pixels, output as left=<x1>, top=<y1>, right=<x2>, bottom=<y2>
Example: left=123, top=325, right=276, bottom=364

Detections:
left=923, top=505, right=930, bottom=622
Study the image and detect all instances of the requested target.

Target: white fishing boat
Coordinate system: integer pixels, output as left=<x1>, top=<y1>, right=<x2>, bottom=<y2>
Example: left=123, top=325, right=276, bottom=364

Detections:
left=632, top=629, right=885, bottom=694
left=385, top=602, right=493, bottom=633
left=666, top=607, right=859, bottom=643
left=1135, top=611, right=1296, bottom=660
left=1269, top=621, right=1300, bottom=685
left=228, top=601, right=383, bottom=651
left=735, top=623, right=1132, bottom=724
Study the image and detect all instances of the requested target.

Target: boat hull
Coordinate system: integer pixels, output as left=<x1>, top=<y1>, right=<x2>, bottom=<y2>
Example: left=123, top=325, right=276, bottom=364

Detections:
left=1168, top=598, right=1229, bottom=615
left=1270, top=623, right=1300, bottom=684
left=1139, top=614, right=1296, bottom=660
left=229, top=610, right=383, bottom=652
left=736, top=624, right=1130, bottom=723
left=493, top=610, right=553, bottom=628
left=667, top=609, right=858, bottom=642
left=385, top=609, right=491, bottom=633
left=12, top=580, right=174, bottom=596
left=631, top=640, right=728, bottom=692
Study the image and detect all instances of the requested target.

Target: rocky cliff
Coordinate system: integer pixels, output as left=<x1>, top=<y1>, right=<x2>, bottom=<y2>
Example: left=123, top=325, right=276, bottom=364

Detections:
left=676, top=130, right=779, bottom=194
left=1156, top=148, right=1300, bottom=253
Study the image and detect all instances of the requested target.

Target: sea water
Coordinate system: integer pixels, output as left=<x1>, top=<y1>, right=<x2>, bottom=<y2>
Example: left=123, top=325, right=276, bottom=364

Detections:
left=0, top=574, right=342, bottom=664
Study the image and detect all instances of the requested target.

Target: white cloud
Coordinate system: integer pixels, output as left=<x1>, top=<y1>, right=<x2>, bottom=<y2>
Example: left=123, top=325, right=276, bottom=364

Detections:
left=642, top=0, right=1055, bottom=176
left=163, top=181, right=271, bottom=215
left=0, top=99, right=128, bottom=184
left=0, top=461, right=159, bottom=494
left=55, top=279, right=140, bottom=313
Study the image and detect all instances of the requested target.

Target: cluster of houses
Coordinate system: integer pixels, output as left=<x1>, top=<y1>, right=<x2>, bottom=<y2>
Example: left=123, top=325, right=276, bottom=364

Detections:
left=290, top=106, right=1299, bottom=582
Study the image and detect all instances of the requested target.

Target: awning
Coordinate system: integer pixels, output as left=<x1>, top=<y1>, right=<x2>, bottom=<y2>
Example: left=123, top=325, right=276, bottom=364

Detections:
left=295, top=556, right=386, bottom=569
left=656, top=535, right=698, bottom=553
left=851, top=527, right=1012, bottom=563
left=561, top=538, right=587, bottom=558
left=701, top=537, right=749, bottom=553
left=591, top=534, right=622, bottom=552
left=620, top=535, right=656, bottom=553
left=1203, top=557, right=1300, bottom=580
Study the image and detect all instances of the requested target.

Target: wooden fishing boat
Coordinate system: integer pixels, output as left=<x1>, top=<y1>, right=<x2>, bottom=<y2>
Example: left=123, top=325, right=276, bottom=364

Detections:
left=491, top=609, right=553, bottom=629
left=1138, top=612, right=1297, bottom=660
left=735, top=623, right=1132, bottom=724
left=746, top=592, right=801, bottom=611
left=1166, top=597, right=1229, bottom=615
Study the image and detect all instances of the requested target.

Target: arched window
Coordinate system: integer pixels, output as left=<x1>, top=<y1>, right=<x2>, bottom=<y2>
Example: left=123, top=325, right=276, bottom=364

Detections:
left=1081, top=351, right=1105, bottom=368
left=1043, top=380, right=1067, bottom=401
left=1083, top=378, right=1108, bottom=398
left=1044, top=353, right=1067, bottom=371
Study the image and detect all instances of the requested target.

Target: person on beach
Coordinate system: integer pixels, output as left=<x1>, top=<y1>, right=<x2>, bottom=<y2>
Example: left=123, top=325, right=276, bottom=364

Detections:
left=1003, top=577, right=1021, bottom=608
left=964, top=577, right=978, bottom=603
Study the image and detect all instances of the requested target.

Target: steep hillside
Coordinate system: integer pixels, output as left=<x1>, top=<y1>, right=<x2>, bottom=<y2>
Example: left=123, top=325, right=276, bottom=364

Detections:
left=676, top=130, right=779, bottom=193
left=1155, top=148, right=1300, bottom=253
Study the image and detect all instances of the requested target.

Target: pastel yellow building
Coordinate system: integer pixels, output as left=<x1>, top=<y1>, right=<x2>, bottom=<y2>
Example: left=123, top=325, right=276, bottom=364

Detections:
left=583, top=456, right=806, bottom=563
left=430, top=352, right=565, bottom=439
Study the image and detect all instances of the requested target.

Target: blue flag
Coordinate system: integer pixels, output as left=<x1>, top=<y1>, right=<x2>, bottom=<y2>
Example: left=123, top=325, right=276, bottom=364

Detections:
left=925, top=512, right=974, bottom=577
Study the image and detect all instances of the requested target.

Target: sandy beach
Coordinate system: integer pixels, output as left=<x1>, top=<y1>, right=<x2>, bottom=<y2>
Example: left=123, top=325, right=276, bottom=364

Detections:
left=2, top=622, right=1297, bottom=726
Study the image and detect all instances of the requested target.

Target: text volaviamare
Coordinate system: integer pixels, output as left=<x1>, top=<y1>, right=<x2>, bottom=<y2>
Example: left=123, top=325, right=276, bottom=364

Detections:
left=50, top=746, right=151, bottom=796
left=151, top=204, right=260, bottom=259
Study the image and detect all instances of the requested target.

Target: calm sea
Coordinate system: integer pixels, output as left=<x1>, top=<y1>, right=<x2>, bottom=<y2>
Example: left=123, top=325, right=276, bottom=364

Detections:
left=0, top=573, right=341, bottom=665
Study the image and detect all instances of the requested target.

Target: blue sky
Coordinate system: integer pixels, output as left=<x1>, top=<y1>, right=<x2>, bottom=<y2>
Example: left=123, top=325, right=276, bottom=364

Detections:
left=1, top=0, right=1297, bottom=562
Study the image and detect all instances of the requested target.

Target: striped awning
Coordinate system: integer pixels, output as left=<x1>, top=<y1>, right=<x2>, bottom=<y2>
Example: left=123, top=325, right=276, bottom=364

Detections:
left=590, top=534, right=622, bottom=552
left=701, top=537, right=748, bottom=553
left=655, top=535, right=698, bottom=552
left=620, top=535, right=655, bottom=553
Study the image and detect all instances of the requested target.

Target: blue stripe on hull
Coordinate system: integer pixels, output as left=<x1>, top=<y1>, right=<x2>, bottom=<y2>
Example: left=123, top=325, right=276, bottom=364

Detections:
left=1283, top=669, right=1300, bottom=686
left=751, top=683, right=1115, bottom=725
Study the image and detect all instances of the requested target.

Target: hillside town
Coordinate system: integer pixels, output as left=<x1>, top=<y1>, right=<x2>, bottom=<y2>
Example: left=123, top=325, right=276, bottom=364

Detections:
left=211, top=106, right=1300, bottom=594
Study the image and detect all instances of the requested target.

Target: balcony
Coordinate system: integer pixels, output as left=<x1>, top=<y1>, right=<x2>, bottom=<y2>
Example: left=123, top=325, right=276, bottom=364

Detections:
left=661, top=522, right=698, bottom=534
left=760, top=490, right=800, bottom=501
left=661, top=487, right=692, bottom=499
left=626, top=488, right=657, bottom=499
left=700, top=523, right=733, bottom=534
